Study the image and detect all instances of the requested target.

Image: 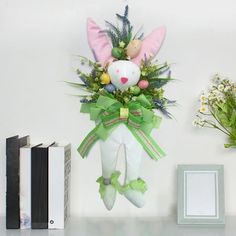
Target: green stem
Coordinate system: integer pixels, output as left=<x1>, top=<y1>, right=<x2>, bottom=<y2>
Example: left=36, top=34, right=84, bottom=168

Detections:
left=209, top=109, right=233, bottom=136
left=212, top=125, right=231, bottom=137
left=203, top=120, right=231, bottom=137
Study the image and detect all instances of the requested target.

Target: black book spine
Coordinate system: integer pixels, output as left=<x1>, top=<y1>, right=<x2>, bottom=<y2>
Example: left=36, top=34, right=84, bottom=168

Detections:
left=6, top=136, right=19, bottom=229
left=6, top=135, right=29, bottom=229
left=31, top=147, right=49, bottom=229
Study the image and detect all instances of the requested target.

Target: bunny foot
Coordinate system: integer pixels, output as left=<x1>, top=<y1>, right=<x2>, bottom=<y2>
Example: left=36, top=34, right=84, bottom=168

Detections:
left=96, top=171, right=122, bottom=210
left=124, top=190, right=145, bottom=208
left=102, top=185, right=116, bottom=210
left=123, top=178, right=147, bottom=208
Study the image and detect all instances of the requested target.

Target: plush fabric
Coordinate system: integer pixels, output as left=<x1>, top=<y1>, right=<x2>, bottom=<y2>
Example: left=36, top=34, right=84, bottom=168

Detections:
left=131, top=27, right=166, bottom=66
left=99, top=124, right=145, bottom=209
left=87, top=18, right=113, bottom=66
left=84, top=18, right=167, bottom=210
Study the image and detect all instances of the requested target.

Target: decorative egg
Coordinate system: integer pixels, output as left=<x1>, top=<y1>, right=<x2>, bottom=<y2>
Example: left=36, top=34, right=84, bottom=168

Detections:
left=112, top=47, right=123, bottom=59
left=126, top=39, right=142, bottom=58
left=100, top=73, right=111, bottom=84
left=138, top=80, right=149, bottom=89
left=130, top=86, right=141, bottom=95
left=104, top=84, right=116, bottom=93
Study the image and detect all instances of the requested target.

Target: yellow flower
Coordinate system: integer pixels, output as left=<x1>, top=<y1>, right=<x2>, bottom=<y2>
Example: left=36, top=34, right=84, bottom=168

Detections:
left=200, top=95, right=206, bottom=102
left=119, top=41, right=126, bottom=48
left=100, top=73, right=111, bottom=84
left=199, top=106, right=207, bottom=113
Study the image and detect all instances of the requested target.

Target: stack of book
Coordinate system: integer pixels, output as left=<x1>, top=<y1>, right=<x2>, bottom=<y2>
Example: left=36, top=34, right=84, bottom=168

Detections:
left=6, top=135, right=71, bottom=230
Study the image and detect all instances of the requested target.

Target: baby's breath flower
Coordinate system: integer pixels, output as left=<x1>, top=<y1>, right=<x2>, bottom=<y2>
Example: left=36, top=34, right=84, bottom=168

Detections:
left=224, top=86, right=231, bottom=92
left=216, top=93, right=225, bottom=102
left=200, top=94, right=207, bottom=102
left=192, top=120, right=198, bottom=127
left=212, top=89, right=219, bottom=95
left=194, top=74, right=236, bottom=147
left=199, top=105, right=207, bottom=113
left=208, top=94, right=215, bottom=101
left=212, top=74, right=221, bottom=84
left=218, top=84, right=224, bottom=91
left=193, top=118, right=206, bottom=127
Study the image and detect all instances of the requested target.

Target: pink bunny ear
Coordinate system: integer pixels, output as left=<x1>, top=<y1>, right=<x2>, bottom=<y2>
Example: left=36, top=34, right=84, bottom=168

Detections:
left=87, top=18, right=113, bottom=66
left=131, top=26, right=166, bottom=66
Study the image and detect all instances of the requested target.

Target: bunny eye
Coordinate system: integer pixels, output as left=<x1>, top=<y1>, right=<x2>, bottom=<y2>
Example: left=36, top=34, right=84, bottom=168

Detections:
left=116, top=69, right=120, bottom=73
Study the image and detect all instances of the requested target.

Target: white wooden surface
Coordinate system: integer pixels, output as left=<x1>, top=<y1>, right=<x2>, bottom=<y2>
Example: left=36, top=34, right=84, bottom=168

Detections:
left=1, top=217, right=236, bottom=236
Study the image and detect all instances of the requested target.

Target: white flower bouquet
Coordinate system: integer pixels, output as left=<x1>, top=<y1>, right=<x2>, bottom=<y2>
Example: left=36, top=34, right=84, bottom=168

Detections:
left=194, top=74, right=236, bottom=148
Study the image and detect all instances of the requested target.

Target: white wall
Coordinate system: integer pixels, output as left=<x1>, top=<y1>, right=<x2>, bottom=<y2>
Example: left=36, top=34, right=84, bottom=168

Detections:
left=1, top=0, right=236, bottom=217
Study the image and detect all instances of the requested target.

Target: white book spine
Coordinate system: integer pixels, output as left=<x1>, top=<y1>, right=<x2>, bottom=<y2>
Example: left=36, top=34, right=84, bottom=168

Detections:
left=20, top=146, right=31, bottom=229
left=49, top=144, right=71, bottom=229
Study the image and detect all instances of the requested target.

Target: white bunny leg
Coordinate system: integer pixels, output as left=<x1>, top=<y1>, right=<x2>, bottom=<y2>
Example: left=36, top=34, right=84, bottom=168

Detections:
left=123, top=128, right=146, bottom=208
left=99, top=128, right=122, bottom=210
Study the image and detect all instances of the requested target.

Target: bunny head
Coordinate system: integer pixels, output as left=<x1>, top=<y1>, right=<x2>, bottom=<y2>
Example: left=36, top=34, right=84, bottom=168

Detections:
left=107, top=60, right=140, bottom=91
left=87, top=18, right=166, bottom=90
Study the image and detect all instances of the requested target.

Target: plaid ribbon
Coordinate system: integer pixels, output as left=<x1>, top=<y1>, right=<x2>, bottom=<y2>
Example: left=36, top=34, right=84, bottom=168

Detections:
left=78, top=95, right=165, bottom=160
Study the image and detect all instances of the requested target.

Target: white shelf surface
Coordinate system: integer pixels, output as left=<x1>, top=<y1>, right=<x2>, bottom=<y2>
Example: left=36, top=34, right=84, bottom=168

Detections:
left=1, top=216, right=236, bottom=236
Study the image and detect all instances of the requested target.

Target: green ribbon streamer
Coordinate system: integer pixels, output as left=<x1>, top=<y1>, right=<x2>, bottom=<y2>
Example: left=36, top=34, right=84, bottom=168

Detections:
left=78, top=94, right=165, bottom=160
left=96, top=171, right=147, bottom=199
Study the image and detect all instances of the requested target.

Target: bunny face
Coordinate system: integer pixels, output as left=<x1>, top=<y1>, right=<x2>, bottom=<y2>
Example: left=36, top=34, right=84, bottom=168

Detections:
left=108, top=60, right=141, bottom=91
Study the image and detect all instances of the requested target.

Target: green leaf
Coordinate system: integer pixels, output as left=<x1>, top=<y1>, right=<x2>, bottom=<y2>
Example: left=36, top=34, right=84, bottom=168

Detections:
left=149, top=78, right=174, bottom=89
left=229, top=112, right=236, bottom=126
left=65, top=81, right=86, bottom=87
left=105, top=20, right=122, bottom=39
left=65, top=81, right=93, bottom=92
left=217, top=103, right=228, bottom=113
left=70, top=94, right=92, bottom=98
left=149, top=77, right=174, bottom=81
left=216, top=111, right=230, bottom=127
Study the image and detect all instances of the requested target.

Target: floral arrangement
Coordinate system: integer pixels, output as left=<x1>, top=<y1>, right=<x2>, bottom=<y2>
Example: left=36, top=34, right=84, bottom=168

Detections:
left=193, top=74, right=236, bottom=148
left=68, top=5, right=175, bottom=210
left=69, top=6, right=175, bottom=117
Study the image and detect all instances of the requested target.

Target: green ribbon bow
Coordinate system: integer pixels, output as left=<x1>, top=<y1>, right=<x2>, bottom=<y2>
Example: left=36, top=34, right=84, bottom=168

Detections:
left=78, top=94, right=165, bottom=160
left=122, top=178, right=148, bottom=194
left=96, top=171, right=123, bottom=198
left=96, top=171, right=148, bottom=199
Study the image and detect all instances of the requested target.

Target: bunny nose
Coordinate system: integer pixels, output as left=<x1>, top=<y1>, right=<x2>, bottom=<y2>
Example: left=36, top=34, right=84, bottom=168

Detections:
left=121, top=77, right=128, bottom=84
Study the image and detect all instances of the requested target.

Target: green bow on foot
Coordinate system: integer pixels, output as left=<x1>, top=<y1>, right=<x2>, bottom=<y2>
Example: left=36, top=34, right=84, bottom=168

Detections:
left=122, top=178, right=148, bottom=194
left=96, top=172, right=147, bottom=199
left=96, top=171, right=123, bottom=199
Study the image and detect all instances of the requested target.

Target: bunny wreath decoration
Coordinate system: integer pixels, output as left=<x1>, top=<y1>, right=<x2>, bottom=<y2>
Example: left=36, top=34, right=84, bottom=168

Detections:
left=69, top=6, right=175, bottom=210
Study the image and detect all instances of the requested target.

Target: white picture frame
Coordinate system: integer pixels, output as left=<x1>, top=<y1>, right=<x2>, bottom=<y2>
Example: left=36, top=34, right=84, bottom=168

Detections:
left=177, top=165, right=225, bottom=225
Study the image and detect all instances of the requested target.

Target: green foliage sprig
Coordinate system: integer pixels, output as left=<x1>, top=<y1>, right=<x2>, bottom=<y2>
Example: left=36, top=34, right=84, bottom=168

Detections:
left=193, top=74, right=236, bottom=148
left=104, top=5, right=137, bottom=47
left=67, top=6, right=175, bottom=118
left=68, top=56, right=175, bottom=117
left=103, top=5, right=144, bottom=60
